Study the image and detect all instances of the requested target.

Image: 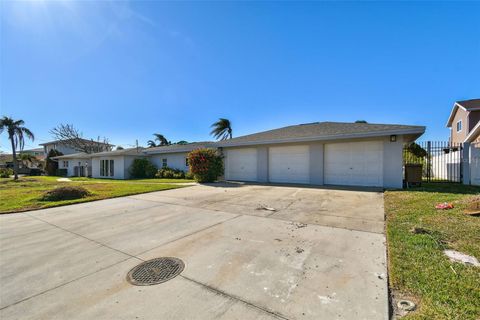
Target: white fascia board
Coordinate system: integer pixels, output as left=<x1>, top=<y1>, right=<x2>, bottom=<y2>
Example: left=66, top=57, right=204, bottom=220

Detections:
left=218, top=128, right=426, bottom=148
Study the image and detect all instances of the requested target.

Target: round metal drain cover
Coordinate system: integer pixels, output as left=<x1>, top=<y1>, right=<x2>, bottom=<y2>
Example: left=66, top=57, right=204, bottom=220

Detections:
left=127, top=257, right=184, bottom=286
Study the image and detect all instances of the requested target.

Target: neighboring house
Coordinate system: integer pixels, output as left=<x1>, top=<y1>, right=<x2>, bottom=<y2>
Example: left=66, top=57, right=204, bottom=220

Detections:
left=19, top=147, right=45, bottom=160
left=0, top=154, right=13, bottom=169
left=446, top=99, right=480, bottom=144
left=39, top=139, right=113, bottom=157
left=52, top=122, right=426, bottom=188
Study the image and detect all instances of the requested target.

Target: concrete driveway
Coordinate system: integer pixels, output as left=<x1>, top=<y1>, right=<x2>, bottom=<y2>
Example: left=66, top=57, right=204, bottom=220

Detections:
left=0, top=183, right=387, bottom=320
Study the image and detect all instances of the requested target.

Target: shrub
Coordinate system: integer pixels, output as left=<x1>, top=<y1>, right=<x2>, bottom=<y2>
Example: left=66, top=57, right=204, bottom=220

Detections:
left=55, top=168, right=68, bottom=177
left=405, top=142, right=427, bottom=158
left=40, top=186, right=91, bottom=201
left=45, top=149, right=63, bottom=176
left=130, top=158, right=157, bottom=178
left=155, top=167, right=186, bottom=179
left=187, top=148, right=223, bottom=183
left=0, top=168, right=13, bottom=178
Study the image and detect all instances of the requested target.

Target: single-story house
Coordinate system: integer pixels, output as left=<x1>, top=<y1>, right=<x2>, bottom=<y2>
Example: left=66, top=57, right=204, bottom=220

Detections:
left=217, top=122, right=425, bottom=188
left=55, top=148, right=145, bottom=179
left=55, top=152, right=93, bottom=177
left=52, top=122, right=425, bottom=188
left=144, top=142, right=216, bottom=171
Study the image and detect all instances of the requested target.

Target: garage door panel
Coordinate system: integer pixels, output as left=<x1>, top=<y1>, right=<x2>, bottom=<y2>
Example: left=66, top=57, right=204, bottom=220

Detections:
left=269, top=146, right=309, bottom=184
left=226, top=148, right=257, bottom=181
left=325, top=141, right=383, bottom=187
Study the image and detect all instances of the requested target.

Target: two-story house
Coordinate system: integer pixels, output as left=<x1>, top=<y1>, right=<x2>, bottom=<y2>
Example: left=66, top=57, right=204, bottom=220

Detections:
left=39, top=139, right=113, bottom=157
left=446, top=99, right=480, bottom=144
left=39, top=139, right=113, bottom=177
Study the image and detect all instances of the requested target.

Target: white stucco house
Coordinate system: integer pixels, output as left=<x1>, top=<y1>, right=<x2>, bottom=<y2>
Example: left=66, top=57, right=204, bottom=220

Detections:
left=144, top=142, right=216, bottom=171
left=56, top=152, right=92, bottom=177
left=53, top=122, right=426, bottom=188
left=56, top=148, right=146, bottom=179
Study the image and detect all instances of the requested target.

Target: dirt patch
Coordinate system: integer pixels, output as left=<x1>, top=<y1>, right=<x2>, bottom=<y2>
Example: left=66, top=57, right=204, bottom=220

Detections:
left=464, top=196, right=480, bottom=216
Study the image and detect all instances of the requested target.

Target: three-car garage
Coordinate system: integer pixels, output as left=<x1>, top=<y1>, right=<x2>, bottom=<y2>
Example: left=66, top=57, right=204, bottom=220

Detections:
left=220, top=122, right=425, bottom=189
left=224, top=141, right=385, bottom=187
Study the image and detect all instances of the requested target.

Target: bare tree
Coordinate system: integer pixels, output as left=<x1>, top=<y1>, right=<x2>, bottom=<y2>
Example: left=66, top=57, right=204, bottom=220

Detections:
left=50, top=124, right=113, bottom=154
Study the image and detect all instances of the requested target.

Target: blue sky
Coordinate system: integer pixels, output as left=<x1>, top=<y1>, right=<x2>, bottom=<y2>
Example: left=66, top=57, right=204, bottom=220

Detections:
left=0, top=1, right=479, bottom=152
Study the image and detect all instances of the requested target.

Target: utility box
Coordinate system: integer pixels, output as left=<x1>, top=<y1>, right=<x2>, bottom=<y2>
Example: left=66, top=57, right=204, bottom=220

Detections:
left=405, top=164, right=422, bottom=185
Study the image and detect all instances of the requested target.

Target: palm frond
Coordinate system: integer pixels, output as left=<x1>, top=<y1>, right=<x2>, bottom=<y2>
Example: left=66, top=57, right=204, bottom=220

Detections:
left=21, top=127, right=35, bottom=141
left=147, top=140, right=157, bottom=148
left=210, top=118, right=232, bottom=140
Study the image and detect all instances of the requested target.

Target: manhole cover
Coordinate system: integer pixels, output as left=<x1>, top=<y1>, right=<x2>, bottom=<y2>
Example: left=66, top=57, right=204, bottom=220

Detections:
left=127, top=257, right=185, bottom=286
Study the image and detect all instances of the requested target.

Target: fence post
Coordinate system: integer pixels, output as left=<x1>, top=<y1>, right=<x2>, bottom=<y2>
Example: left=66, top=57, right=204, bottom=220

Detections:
left=426, top=141, right=431, bottom=182
left=462, top=142, right=471, bottom=185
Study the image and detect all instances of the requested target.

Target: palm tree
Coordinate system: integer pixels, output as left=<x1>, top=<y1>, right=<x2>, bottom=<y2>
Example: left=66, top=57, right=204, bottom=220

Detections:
left=210, top=118, right=232, bottom=140
left=147, top=133, right=170, bottom=148
left=153, top=133, right=170, bottom=146
left=147, top=140, right=157, bottom=148
left=0, top=116, right=35, bottom=180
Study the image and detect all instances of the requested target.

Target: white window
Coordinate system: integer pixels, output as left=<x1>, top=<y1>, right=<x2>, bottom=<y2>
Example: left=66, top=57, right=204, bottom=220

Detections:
left=185, top=158, right=189, bottom=166
left=162, top=158, right=167, bottom=168
left=456, top=120, right=462, bottom=132
left=63, top=161, right=69, bottom=168
left=100, top=159, right=114, bottom=177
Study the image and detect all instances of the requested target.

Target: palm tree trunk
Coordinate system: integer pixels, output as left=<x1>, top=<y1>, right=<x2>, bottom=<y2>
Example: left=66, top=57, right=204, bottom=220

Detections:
left=9, top=134, right=19, bottom=180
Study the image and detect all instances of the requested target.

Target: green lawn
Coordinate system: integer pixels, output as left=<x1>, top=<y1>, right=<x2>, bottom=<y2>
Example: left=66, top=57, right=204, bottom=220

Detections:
left=385, top=183, right=480, bottom=319
left=0, top=176, right=191, bottom=213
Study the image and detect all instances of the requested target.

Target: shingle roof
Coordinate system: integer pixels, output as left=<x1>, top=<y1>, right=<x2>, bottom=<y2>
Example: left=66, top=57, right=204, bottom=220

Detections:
left=447, top=99, right=480, bottom=127
left=21, top=148, right=44, bottom=153
left=39, top=138, right=113, bottom=146
left=217, top=122, right=425, bottom=147
left=457, top=99, right=480, bottom=110
left=88, top=148, right=146, bottom=157
left=53, top=148, right=145, bottom=159
left=144, top=142, right=216, bottom=154
left=52, top=152, right=92, bottom=160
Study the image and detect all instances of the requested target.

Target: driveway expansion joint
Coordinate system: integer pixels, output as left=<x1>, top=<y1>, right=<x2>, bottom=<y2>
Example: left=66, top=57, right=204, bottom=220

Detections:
left=25, top=213, right=142, bottom=261
left=180, top=275, right=291, bottom=320
left=0, top=256, right=136, bottom=311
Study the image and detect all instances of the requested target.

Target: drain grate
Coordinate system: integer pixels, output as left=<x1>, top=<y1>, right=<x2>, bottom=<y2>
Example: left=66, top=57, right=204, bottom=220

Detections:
left=127, top=257, right=185, bottom=286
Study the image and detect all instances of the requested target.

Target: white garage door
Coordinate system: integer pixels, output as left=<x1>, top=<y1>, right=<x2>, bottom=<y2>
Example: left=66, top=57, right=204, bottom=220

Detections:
left=225, top=148, right=258, bottom=181
left=324, top=141, right=383, bottom=187
left=269, top=145, right=310, bottom=183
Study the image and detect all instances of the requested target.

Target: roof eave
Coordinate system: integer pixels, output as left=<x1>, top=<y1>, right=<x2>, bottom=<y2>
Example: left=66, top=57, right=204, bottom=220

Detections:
left=144, top=146, right=214, bottom=155
left=218, top=128, right=426, bottom=148
left=446, top=103, right=463, bottom=128
left=464, top=122, right=480, bottom=143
